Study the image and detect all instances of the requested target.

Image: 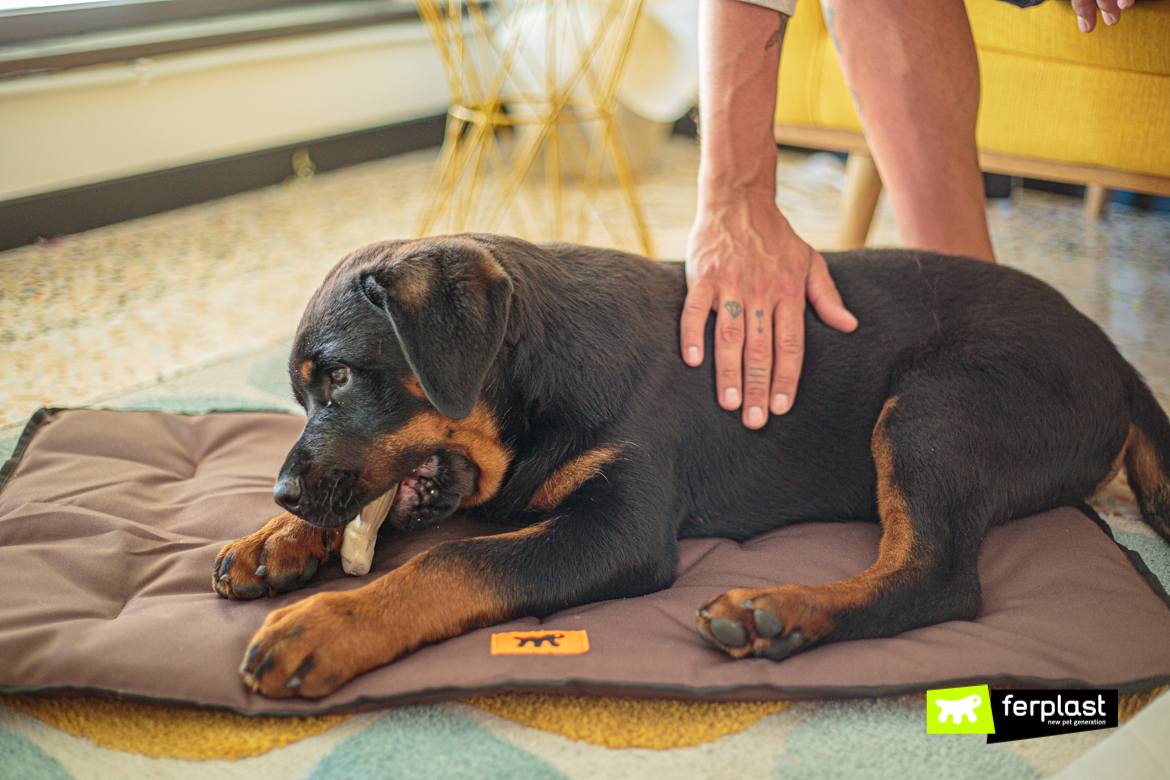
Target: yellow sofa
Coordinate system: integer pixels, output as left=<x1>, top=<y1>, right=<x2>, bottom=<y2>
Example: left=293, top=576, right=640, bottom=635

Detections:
left=773, top=0, right=1170, bottom=247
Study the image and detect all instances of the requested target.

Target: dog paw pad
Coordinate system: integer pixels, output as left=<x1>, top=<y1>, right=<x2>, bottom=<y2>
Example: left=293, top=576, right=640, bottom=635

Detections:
left=752, top=608, right=783, bottom=638
left=758, top=630, right=808, bottom=661
left=709, top=617, right=748, bottom=648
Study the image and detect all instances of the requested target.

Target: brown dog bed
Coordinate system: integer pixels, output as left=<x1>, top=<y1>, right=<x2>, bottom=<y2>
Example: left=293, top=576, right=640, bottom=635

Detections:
left=1, top=408, right=1168, bottom=715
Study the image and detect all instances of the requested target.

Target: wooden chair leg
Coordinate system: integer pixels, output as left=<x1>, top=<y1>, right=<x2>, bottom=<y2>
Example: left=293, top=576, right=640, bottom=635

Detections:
left=839, top=152, right=883, bottom=249
left=1084, top=184, right=1110, bottom=219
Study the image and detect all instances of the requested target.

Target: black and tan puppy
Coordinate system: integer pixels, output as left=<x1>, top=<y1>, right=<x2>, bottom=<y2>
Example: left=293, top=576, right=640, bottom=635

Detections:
left=213, top=234, right=1170, bottom=699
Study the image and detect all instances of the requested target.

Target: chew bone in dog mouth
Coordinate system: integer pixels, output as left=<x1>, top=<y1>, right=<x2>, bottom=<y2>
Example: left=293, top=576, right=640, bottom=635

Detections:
left=215, top=234, right=1170, bottom=699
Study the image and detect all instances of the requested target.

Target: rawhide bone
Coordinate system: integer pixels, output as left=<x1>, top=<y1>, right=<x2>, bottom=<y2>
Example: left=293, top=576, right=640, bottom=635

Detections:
left=340, top=484, right=398, bottom=576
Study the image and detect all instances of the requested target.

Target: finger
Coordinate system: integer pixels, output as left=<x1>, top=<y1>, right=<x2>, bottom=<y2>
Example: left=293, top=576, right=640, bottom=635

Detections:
left=715, top=295, right=746, bottom=410
left=681, top=279, right=716, bottom=367
left=1096, top=0, right=1120, bottom=25
left=806, top=251, right=858, bottom=334
left=741, top=303, right=773, bottom=429
left=770, top=292, right=805, bottom=416
left=1117, top=0, right=1133, bottom=8
left=1071, top=0, right=1097, bottom=31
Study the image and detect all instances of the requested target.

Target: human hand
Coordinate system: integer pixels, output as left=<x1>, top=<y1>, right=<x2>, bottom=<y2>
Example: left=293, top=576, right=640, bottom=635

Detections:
left=1072, top=0, right=1131, bottom=33
left=681, top=194, right=857, bottom=429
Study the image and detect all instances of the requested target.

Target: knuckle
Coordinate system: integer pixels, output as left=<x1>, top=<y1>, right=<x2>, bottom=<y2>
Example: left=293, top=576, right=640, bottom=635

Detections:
left=775, top=333, right=804, bottom=355
left=718, top=368, right=741, bottom=383
left=772, top=373, right=798, bottom=390
left=719, top=321, right=744, bottom=342
left=746, top=339, right=772, bottom=362
left=776, top=274, right=802, bottom=300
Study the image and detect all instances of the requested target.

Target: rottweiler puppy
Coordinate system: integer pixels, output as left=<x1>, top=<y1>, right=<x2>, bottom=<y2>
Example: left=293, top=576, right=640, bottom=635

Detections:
left=213, top=234, right=1170, bottom=699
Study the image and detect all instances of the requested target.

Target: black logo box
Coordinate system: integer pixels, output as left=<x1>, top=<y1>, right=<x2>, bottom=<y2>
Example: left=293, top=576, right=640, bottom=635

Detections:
left=987, top=690, right=1118, bottom=744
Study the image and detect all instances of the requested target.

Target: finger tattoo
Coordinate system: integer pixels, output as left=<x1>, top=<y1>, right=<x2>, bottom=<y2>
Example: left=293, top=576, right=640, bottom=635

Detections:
left=755, top=309, right=764, bottom=334
left=747, top=367, right=768, bottom=386
left=724, top=301, right=743, bottom=319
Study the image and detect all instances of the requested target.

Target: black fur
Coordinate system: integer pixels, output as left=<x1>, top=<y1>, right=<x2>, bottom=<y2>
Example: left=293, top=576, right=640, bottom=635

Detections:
left=277, top=233, right=1170, bottom=659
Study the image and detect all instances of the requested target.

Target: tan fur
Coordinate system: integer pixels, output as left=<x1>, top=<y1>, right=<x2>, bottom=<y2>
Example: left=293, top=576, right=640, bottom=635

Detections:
left=213, top=512, right=342, bottom=600
left=373, top=402, right=513, bottom=506
left=402, top=376, right=428, bottom=400
left=700, top=396, right=917, bottom=653
left=1126, top=425, right=1167, bottom=498
left=242, top=549, right=508, bottom=698
left=299, top=361, right=314, bottom=382
left=526, top=445, right=622, bottom=511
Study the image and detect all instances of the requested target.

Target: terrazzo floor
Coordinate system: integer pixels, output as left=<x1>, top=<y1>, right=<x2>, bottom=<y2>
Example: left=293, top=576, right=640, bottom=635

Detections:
left=2, top=136, right=1168, bottom=440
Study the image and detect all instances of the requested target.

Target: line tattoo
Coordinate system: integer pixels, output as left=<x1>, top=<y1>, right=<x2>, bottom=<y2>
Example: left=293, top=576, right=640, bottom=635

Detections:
left=724, top=301, right=743, bottom=319
left=823, top=7, right=841, bottom=53
left=765, top=15, right=788, bottom=51
left=755, top=309, right=764, bottom=334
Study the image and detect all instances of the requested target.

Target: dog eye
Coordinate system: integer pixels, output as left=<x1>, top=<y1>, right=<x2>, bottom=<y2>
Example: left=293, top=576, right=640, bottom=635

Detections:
left=329, top=367, right=350, bottom=387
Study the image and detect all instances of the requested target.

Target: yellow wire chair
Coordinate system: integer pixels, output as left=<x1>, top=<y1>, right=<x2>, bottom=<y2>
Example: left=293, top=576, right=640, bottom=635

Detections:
left=415, top=0, right=653, bottom=256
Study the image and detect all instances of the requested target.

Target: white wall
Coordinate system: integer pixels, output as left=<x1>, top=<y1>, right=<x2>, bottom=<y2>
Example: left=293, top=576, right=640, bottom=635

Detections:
left=0, top=22, right=449, bottom=201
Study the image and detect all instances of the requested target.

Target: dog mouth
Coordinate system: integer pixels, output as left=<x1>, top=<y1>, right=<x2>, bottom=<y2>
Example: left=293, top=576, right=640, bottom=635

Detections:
left=384, top=452, right=476, bottom=533
left=296, top=450, right=477, bottom=530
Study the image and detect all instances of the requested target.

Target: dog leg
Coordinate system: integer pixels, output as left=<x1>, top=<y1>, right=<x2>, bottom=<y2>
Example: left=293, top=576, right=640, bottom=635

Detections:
left=240, top=462, right=678, bottom=698
left=697, top=396, right=984, bottom=661
left=214, top=513, right=343, bottom=600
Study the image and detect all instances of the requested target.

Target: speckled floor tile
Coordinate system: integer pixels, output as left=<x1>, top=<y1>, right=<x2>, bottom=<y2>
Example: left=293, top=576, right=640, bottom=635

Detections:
left=1, top=136, right=1168, bottom=433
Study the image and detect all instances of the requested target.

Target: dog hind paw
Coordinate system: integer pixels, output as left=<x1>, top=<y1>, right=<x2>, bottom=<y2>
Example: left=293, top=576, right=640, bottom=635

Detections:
left=695, top=587, right=820, bottom=662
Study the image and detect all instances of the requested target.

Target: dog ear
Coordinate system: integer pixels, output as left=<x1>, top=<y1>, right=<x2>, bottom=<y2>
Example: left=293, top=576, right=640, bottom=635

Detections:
left=360, top=239, right=513, bottom=419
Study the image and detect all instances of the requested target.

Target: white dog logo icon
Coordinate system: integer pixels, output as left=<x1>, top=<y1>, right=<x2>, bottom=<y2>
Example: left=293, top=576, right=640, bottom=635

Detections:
left=935, top=694, right=982, bottom=724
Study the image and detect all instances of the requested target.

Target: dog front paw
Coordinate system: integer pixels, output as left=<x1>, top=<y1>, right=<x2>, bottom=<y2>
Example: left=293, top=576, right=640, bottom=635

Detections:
left=696, top=586, right=826, bottom=661
left=213, top=512, right=342, bottom=600
left=240, top=591, right=379, bottom=698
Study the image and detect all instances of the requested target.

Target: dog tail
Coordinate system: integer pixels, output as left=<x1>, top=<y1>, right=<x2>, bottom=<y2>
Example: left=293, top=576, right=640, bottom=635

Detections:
left=1125, top=372, right=1170, bottom=542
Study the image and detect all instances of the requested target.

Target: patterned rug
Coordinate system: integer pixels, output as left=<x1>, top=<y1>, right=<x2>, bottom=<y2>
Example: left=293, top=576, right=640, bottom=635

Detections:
left=1, top=349, right=1168, bottom=779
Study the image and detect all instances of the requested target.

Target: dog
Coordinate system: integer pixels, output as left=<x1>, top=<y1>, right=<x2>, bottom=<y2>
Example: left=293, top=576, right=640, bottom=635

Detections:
left=213, top=234, right=1170, bottom=699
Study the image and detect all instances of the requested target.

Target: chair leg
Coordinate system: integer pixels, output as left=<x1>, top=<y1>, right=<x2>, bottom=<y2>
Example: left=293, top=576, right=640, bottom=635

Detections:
left=1084, top=184, right=1110, bottom=219
left=839, top=152, right=883, bottom=249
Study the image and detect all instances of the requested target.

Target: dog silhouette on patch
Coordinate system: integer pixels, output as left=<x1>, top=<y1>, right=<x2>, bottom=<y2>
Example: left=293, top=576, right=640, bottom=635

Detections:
left=515, top=634, right=564, bottom=648
left=935, top=694, right=982, bottom=724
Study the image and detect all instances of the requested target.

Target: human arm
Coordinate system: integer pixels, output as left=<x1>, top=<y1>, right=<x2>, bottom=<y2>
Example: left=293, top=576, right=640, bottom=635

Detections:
left=681, top=0, right=856, bottom=430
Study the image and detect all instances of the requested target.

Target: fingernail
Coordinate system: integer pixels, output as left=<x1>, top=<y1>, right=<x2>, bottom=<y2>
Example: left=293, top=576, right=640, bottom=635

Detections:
left=724, top=387, right=739, bottom=407
left=687, top=346, right=700, bottom=365
left=747, top=406, right=765, bottom=426
left=1078, top=16, right=1091, bottom=32
left=772, top=393, right=790, bottom=414
left=1102, top=10, right=1117, bottom=24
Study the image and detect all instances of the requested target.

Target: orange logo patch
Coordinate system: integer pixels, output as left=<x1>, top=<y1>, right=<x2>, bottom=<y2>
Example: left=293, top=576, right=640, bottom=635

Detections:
left=490, top=630, right=589, bottom=656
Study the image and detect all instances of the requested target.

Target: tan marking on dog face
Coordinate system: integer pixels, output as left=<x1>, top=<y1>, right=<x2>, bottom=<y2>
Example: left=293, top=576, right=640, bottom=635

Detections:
left=526, top=446, right=622, bottom=511
left=300, top=360, right=314, bottom=382
left=370, top=401, right=512, bottom=506
left=402, top=376, right=428, bottom=401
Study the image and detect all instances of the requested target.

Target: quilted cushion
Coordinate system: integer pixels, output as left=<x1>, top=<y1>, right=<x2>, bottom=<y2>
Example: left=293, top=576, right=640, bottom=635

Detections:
left=1, top=409, right=1168, bottom=714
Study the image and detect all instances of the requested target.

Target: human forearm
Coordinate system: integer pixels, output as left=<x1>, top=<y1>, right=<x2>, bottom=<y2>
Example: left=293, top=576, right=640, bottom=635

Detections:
left=697, top=0, right=787, bottom=205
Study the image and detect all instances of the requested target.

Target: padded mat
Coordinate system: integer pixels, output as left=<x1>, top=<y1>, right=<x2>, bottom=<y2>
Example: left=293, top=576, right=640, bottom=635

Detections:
left=1, top=409, right=1169, bottom=715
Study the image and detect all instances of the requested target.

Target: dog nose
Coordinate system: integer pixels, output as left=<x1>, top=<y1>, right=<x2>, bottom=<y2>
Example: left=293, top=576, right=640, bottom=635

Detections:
left=274, top=476, right=303, bottom=512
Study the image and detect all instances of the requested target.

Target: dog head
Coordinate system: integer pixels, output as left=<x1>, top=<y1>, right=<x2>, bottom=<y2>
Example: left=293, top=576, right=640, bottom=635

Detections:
left=275, top=235, right=515, bottom=530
